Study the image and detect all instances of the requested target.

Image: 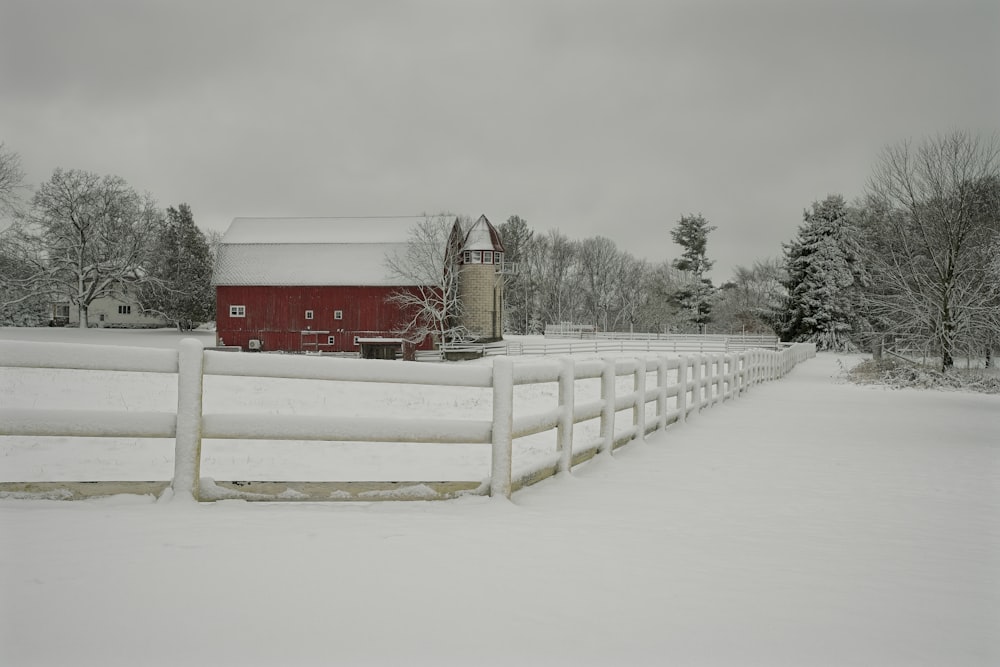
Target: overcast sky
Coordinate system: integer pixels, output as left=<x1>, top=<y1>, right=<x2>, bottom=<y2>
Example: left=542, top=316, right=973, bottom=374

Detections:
left=2, top=0, right=997, bottom=280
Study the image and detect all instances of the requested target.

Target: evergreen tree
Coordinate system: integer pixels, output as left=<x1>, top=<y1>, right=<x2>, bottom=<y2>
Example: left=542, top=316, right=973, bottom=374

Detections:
left=670, top=214, right=716, bottom=332
left=498, top=215, right=534, bottom=334
left=138, top=203, right=214, bottom=330
left=780, top=195, right=864, bottom=350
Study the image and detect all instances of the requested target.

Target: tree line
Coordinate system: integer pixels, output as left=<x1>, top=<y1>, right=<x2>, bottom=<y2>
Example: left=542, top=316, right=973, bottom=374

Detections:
left=780, top=132, right=999, bottom=370
left=0, top=149, right=215, bottom=330
left=497, top=213, right=759, bottom=336
left=497, top=132, right=999, bottom=371
left=4, top=131, right=996, bottom=372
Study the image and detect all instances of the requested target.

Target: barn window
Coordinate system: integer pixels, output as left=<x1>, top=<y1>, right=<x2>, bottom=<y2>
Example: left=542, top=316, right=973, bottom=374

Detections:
left=334, top=310, right=343, bottom=320
left=471, top=250, right=482, bottom=263
left=483, top=251, right=492, bottom=264
left=327, top=336, right=335, bottom=345
left=230, top=305, right=246, bottom=318
left=462, top=251, right=471, bottom=264
left=305, top=310, right=314, bottom=320
left=495, top=252, right=504, bottom=266
left=118, top=305, right=131, bottom=314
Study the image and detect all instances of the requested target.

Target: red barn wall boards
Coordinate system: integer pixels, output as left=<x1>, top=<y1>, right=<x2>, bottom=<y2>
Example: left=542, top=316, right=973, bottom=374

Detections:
left=212, top=216, right=435, bottom=355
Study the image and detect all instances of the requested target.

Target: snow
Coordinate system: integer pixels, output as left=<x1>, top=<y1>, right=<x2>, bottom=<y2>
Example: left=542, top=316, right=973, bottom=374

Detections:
left=213, top=242, right=415, bottom=286
left=460, top=214, right=499, bottom=251
left=213, top=216, right=445, bottom=287
left=0, top=338, right=178, bottom=372
left=221, top=217, right=429, bottom=244
left=1, top=327, right=998, bottom=665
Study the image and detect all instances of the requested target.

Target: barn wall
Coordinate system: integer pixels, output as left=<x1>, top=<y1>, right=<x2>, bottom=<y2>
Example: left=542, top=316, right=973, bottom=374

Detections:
left=215, top=285, right=434, bottom=353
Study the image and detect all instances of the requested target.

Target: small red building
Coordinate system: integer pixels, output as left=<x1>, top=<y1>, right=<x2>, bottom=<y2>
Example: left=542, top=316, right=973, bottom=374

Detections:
left=212, top=217, right=437, bottom=357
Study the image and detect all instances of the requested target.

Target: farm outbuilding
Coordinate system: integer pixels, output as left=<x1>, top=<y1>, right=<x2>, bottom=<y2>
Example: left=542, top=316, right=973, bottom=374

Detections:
left=212, top=215, right=505, bottom=356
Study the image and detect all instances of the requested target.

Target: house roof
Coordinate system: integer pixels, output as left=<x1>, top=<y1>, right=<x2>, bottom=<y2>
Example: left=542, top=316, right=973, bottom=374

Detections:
left=213, top=216, right=448, bottom=286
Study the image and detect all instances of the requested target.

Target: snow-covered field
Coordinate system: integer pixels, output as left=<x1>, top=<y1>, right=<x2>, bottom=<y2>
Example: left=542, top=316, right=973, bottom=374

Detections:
left=1, top=327, right=998, bottom=666
left=0, top=328, right=632, bottom=485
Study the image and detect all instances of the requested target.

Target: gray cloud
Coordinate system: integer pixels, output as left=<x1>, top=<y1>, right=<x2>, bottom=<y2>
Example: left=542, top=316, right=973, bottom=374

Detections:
left=2, top=0, right=997, bottom=280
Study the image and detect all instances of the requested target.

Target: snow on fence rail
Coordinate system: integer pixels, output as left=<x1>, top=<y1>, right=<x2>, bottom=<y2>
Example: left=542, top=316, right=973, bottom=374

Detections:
left=428, top=332, right=780, bottom=360
left=0, top=339, right=815, bottom=502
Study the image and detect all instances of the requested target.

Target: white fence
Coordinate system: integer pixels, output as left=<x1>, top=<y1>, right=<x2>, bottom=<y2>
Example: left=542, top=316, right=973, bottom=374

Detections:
left=430, top=332, right=780, bottom=360
left=0, top=339, right=816, bottom=502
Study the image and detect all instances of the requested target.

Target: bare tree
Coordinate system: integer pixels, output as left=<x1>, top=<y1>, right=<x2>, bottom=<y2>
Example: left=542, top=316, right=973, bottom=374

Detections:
left=0, top=145, right=41, bottom=323
left=863, top=132, right=1000, bottom=370
left=16, top=168, right=159, bottom=328
left=0, top=143, right=27, bottom=218
left=384, top=214, right=468, bottom=356
left=639, top=260, right=686, bottom=333
left=578, top=236, right=623, bottom=332
left=613, top=253, right=650, bottom=333
left=713, top=259, right=786, bottom=334
left=534, top=229, right=580, bottom=326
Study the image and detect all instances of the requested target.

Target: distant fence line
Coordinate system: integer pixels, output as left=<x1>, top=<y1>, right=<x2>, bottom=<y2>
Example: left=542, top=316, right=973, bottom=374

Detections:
left=0, top=339, right=815, bottom=502
left=425, top=331, right=780, bottom=360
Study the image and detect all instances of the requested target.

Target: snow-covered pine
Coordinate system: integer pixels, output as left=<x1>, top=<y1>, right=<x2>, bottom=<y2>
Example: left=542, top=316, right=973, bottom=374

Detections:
left=670, top=214, right=717, bottom=331
left=137, top=203, right=214, bottom=330
left=780, top=195, right=865, bottom=351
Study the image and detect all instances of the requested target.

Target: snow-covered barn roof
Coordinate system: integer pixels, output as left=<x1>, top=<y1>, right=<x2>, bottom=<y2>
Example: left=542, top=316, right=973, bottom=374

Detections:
left=213, top=216, right=443, bottom=286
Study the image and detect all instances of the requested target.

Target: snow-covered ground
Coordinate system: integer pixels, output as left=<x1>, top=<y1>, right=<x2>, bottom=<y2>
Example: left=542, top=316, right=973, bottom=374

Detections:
left=1, top=328, right=998, bottom=666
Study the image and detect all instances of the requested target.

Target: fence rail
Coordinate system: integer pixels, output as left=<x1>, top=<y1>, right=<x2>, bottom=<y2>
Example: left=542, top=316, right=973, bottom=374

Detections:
left=425, top=332, right=780, bottom=360
left=0, top=339, right=815, bottom=502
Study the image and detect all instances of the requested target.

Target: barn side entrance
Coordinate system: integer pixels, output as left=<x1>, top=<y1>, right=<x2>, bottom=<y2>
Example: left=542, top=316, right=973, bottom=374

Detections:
left=358, top=337, right=405, bottom=360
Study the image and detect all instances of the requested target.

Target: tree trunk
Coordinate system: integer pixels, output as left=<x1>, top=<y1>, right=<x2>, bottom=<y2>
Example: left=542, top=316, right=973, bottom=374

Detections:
left=78, top=304, right=88, bottom=329
left=940, top=305, right=955, bottom=372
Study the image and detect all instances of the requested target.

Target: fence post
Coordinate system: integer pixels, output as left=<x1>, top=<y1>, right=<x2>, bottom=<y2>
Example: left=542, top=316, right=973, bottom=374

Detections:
left=677, top=356, right=688, bottom=424
left=657, top=357, right=668, bottom=432
left=718, top=354, right=727, bottom=404
left=718, top=355, right=726, bottom=403
left=738, top=352, right=747, bottom=396
left=557, top=357, right=574, bottom=474
left=710, top=356, right=717, bottom=403
left=691, top=355, right=703, bottom=416
left=491, top=356, right=514, bottom=499
left=708, top=355, right=717, bottom=406
left=633, top=357, right=646, bottom=441
left=599, top=357, right=616, bottom=454
left=726, top=352, right=740, bottom=399
left=171, top=338, right=204, bottom=501
left=733, top=353, right=741, bottom=396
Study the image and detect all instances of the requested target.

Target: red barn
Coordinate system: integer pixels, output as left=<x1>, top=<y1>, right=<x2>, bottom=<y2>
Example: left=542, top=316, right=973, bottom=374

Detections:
left=212, top=216, right=437, bottom=357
